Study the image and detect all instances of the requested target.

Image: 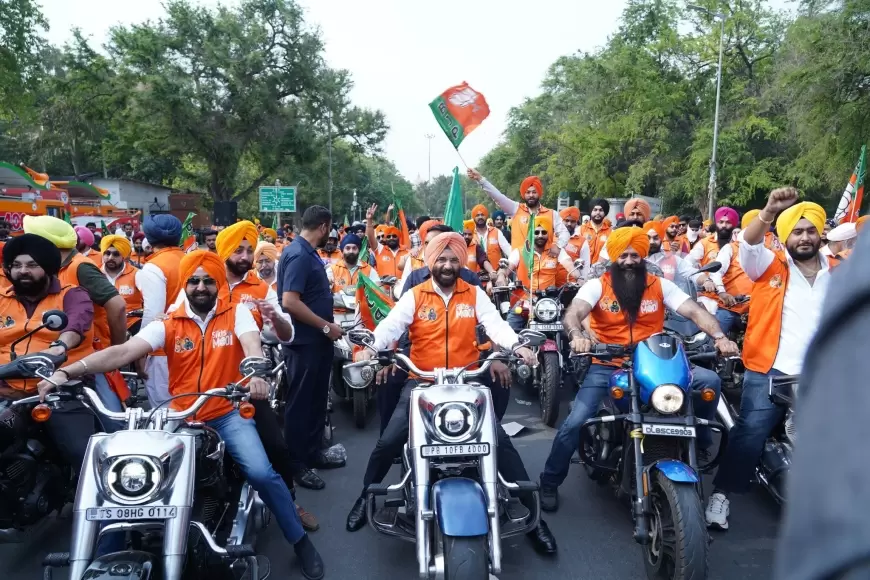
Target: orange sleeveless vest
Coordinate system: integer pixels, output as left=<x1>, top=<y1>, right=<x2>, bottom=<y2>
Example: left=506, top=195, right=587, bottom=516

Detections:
left=409, top=279, right=480, bottom=372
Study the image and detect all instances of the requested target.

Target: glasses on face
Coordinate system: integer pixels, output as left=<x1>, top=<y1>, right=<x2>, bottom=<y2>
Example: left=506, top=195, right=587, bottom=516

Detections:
left=187, top=276, right=217, bottom=288
left=385, top=235, right=398, bottom=240
left=534, top=230, right=548, bottom=236
left=104, top=251, right=122, bottom=259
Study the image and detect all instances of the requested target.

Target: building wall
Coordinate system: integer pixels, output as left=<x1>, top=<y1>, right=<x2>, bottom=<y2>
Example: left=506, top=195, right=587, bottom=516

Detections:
left=90, top=179, right=171, bottom=215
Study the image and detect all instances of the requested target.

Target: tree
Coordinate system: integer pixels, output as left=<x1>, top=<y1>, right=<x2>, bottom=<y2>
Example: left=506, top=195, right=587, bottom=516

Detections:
left=0, top=0, right=46, bottom=118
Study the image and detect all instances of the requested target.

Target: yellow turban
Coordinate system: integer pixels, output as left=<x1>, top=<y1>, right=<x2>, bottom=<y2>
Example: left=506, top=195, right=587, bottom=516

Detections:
left=776, top=202, right=826, bottom=242
left=23, top=215, right=77, bottom=249
left=462, top=219, right=475, bottom=233
left=857, top=215, right=869, bottom=233
left=262, top=228, right=278, bottom=240
left=533, top=215, right=552, bottom=235
left=742, top=209, right=760, bottom=229
left=254, top=241, right=278, bottom=263
left=100, top=234, right=132, bottom=258
left=606, top=227, right=650, bottom=259
left=215, top=220, right=259, bottom=261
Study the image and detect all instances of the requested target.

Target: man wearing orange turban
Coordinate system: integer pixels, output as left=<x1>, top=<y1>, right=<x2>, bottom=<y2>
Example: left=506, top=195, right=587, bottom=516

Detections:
left=347, top=231, right=550, bottom=551
left=471, top=202, right=511, bottom=273
left=623, top=198, right=651, bottom=224
left=661, top=215, right=688, bottom=254
left=365, top=204, right=409, bottom=280
left=467, top=168, right=570, bottom=265
left=43, top=248, right=327, bottom=576
left=539, top=225, right=737, bottom=511
left=254, top=241, right=279, bottom=290
left=556, top=207, right=591, bottom=284
left=503, top=216, right=561, bottom=330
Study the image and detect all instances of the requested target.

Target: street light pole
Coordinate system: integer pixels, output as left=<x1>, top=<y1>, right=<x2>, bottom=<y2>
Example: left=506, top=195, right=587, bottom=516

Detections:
left=688, top=4, right=727, bottom=219
left=425, top=134, right=435, bottom=183
left=327, top=111, right=333, bottom=214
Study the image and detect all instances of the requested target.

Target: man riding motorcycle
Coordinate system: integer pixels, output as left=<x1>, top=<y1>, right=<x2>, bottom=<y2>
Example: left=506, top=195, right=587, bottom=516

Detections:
left=343, top=232, right=557, bottom=554
left=327, top=233, right=380, bottom=290
left=503, top=216, right=560, bottom=333
left=317, top=230, right=342, bottom=266
left=580, top=198, right=612, bottom=264
left=701, top=208, right=754, bottom=335
left=539, top=227, right=738, bottom=511
left=38, top=250, right=326, bottom=580
left=706, top=189, right=830, bottom=531
left=556, top=207, right=591, bottom=285
left=461, top=219, right=498, bottom=280
left=366, top=210, right=408, bottom=280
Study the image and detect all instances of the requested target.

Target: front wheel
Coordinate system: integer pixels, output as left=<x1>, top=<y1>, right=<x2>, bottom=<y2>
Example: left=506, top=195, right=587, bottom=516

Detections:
left=352, top=389, right=367, bottom=429
left=443, top=535, right=489, bottom=580
left=643, top=471, right=708, bottom=580
left=539, top=351, right=560, bottom=427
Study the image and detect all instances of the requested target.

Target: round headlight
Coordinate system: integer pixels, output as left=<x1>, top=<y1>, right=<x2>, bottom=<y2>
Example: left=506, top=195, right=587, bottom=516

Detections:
left=433, top=402, right=478, bottom=442
left=120, top=462, right=149, bottom=494
left=443, top=408, right=467, bottom=435
left=107, top=456, right=161, bottom=502
left=534, top=298, right=559, bottom=323
left=650, top=385, right=685, bottom=414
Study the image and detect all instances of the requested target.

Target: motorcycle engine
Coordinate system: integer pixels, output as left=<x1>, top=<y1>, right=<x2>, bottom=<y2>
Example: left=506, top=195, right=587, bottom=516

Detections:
left=784, top=411, right=797, bottom=446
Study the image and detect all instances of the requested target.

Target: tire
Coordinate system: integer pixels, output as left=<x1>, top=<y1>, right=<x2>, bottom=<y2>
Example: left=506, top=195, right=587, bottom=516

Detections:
left=539, top=351, right=561, bottom=427
left=352, top=389, right=367, bottom=429
left=643, top=471, right=708, bottom=580
left=443, top=535, right=489, bottom=580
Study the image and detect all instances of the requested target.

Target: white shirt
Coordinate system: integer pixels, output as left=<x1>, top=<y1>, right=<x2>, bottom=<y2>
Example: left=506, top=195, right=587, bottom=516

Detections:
left=739, top=239, right=829, bottom=375
left=136, top=299, right=259, bottom=351
left=572, top=277, right=691, bottom=312
left=709, top=243, right=735, bottom=291
left=820, top=245, right=833, bottom=257
left=687, top=240, right=707, bottom=268
left=136, top=262, right=169, bottom=329
left=475, top=226, right=511, bottom=258
left=478, top=178, right=570, bottom=249
left=372, top=283, right=519, bottom=352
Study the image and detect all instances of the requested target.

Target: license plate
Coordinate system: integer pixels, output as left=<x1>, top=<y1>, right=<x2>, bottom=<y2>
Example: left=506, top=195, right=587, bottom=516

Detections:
left=421, top=443, right=490, bottom=458
left=85, top=506, right=178, bottom=521
left=642, top=424, right=696, bottom=438
left=530, top=323, right=562, bottom=331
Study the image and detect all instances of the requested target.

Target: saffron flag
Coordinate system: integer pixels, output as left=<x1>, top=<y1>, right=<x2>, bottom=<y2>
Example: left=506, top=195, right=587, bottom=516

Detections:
left=834, top=145, right=866, bottom=224
left=443, top=167, right=464, bottom=232
left=393, top=189, right=411, bottom=250
left=180, top=212, right=197, bottom=252
left=355, top=272, right=394, bottom=330
left=429, top=82, right=490, bottom=148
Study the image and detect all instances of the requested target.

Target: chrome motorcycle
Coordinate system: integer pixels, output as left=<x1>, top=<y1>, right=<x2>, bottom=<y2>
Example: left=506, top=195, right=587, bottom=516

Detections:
left=343, top=329, right=544, bottom=579
left=331, top=287, right=370, bottom=428
left=39, top=357, right=276, bottom=580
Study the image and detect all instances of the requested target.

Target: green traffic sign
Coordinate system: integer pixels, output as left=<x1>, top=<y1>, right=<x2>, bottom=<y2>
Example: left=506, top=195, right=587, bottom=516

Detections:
left=259, top=186, right=297, bottom=213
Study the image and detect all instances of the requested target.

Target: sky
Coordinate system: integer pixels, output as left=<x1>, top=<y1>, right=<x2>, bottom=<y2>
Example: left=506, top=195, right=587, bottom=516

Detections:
left=38, top=0, right=629, bottom=182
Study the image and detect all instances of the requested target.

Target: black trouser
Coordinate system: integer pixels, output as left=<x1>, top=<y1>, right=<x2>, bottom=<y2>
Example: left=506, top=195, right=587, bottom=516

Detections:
left=282, top=340, right=332, bottom=472
left=377, top=368, right=407, bottom=435
left=252, top=399, right=297, bottom=501
left=361, top=377, right=533, bottom=509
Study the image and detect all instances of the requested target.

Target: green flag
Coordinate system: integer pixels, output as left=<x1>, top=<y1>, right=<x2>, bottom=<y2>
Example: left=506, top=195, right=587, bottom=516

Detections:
left=355, top=272, right=394, bottom=330
left=271, top=214, right=279, bottom=231
left=443, top=166, right=464, bottom=232
left=100, top=220, right=109, bottom=236
left=360, top=235, right=370, bottom=262
left=343, top=214, right=350, bottom=228
left=63, top=212, right=72, bottom=225
left=180, top=212, right=196, bottom=247
left=520, top=212, right=536, bottom=290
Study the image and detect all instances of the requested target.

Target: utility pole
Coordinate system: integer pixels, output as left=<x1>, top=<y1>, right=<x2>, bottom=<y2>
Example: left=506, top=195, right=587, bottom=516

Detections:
left=327, top=111, right=333, bottom=214
left=425, top=134, right=435, bottom=183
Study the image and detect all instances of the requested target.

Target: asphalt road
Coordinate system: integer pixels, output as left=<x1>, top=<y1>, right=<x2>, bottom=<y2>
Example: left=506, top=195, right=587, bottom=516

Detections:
left=1, top=388, right=779, bottom=580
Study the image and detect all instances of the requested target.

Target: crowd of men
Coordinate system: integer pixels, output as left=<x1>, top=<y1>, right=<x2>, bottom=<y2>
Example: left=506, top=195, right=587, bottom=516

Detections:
left=0, top=163, right=857, bottom=578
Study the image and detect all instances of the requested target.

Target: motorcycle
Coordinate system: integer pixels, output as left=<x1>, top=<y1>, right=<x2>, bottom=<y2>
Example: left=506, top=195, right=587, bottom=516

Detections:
left=343, top=328, right=544, bottom=579
left=330, top=286, right=370, bottom=428
left=577, top=338, right=728, bottom=580
left=0, top=309, right=75, bottom=543
left=716, top=375, right=797, bottom=505
left=40, top=357, right=277, bottom=580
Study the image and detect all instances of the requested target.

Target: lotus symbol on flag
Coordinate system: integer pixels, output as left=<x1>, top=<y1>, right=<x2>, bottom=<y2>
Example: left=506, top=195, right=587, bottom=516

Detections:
left=448, top=87, right=483, bottom=112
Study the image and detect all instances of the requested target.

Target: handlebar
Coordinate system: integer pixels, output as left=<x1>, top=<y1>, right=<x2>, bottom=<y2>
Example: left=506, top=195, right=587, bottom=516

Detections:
left=347, top=350, right=526, bottom=384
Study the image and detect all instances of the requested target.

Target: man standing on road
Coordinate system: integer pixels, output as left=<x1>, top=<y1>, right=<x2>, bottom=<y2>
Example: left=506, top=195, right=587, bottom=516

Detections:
left=279, top=206, right=345, bottom=491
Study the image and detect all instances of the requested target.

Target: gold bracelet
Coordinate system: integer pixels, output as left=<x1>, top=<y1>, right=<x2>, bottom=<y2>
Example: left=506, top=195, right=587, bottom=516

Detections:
left=758, top=211, right=774, bottom=225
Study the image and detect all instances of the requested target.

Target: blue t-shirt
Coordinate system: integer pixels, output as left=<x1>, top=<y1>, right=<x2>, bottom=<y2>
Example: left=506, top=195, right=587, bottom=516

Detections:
left=277, top=236, right=334, bottom=345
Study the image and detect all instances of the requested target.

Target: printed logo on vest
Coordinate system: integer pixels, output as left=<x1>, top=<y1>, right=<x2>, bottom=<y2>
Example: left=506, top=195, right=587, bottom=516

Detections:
left=0, top=316, right=14, bottom=328
left=417, top=307, right=437, bottom=321
left=585, top=233, right=593, bottom=241
left=640, top=299, right=659, bottom=314
left=212, top=329, right=234, bottom=348
left=175, top=337, right=195, bottom=352
left=599, top=298, right=620, bottom=313
left=455, top=304, right=475, bottom=319
left=600, top=235, right=608, bottom=242
left=520, top=216, right=529, bottom=225
left=544, top=259, right=557, bottom=268
left=118, top=285, right=135, bottom=296
left=769, top=274, right=783, bottom=289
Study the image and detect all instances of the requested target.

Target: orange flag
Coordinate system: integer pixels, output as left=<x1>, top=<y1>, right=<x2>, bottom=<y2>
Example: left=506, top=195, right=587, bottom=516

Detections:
left=429, top=82, right=490, bottom=148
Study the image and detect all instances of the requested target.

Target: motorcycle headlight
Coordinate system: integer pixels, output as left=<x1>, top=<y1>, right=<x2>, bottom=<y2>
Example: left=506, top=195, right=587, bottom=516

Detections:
left=105, top=456, right=162, bottom=504
left=432, top=402, right=480, bottom=443
left=650, top=384, right=685, bottom=415
left=534, top=298, right=559, bottom=323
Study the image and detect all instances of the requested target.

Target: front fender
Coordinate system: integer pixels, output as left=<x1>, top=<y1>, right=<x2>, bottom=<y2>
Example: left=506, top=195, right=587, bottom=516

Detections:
left=79, top=551, right=155, bottom=580
left=432, top=478, right=489, bottom=537
left=649, top=459, right=699, bottom=483
left=540, top=339, right=558, bottom=352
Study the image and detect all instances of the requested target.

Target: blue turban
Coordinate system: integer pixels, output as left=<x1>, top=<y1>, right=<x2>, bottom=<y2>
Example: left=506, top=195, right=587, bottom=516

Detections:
left=493, top=210, right=506, bottom=221
left=340, top=233, right=362, bottom=250
left=142, top=214, right=182, bottom=246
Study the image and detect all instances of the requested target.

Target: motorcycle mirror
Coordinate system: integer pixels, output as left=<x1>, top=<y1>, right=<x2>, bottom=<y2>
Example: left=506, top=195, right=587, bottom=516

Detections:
left=518, top=329, right=547, bottom=348
left=347, top=329, right=375, bottom=347
left=573, top=259, right=585, bottom=269
left=42, top=310, right=68, bottom=332
left=239, top=356, right=272, bottom=377
left=696, top=261, right=722, bottom=274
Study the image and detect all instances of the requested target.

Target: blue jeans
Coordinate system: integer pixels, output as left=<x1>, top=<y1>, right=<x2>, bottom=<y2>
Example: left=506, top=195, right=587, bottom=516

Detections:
left=713, top=369, right=785, bottom=494
left=506, top=311, right=525, bottom=333
left=715, top=308, right=741, bottom=336
left=540, top=363, right=721, bottom=489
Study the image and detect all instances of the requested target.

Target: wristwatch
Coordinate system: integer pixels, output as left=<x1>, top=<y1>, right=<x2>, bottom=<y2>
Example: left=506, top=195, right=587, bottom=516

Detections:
left=712, top=333, right=726, bottom=341
left=322, top=324, right=331, bottom=335
left=49, top=339, right=69, bottom=352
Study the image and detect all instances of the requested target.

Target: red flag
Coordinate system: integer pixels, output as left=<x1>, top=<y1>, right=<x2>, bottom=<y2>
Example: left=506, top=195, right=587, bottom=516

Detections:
left=429, top=82, right=490, bottom=148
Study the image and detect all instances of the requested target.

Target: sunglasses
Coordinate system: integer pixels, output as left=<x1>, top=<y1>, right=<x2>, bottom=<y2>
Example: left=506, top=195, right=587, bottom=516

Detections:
left=187, top=276, right=217, bottom=287
left=534, top=230, right=549, bottom=236
left=385, top=235, right=399, bottom=240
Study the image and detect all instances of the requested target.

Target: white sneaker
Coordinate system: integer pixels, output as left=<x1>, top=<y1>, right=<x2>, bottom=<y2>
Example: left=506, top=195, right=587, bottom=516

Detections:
left=705, top=492, right=730, bottom=530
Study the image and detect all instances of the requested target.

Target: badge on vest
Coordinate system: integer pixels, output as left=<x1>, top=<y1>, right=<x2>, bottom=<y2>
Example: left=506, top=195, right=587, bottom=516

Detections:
left=212, top=329, right=234, bottom=348
left=600, top=299, right=620, bottom=313
left=769, top=274, right=783, bottom=289
left=640, top=299, right=659, bottom=314
left=418, top=307, right=437, bottom=321
left=175, top=337, right=195, bottom=352
left=455, top=304, right=475, bottom=319
left=0, top=316, right=14, bottom=328
left=119, top=285, right=135, bottom=296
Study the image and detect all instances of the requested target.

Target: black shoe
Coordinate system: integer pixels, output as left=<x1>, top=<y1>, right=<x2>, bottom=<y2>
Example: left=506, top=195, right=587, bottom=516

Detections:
left=310, top=452, right=346, bottom=469
left=294, top=534, right=324, bottom=580
left=540, top=483, right=559, bottom=512
left=346, top=497, right=368, bottom=532
left=527, top=519, right=557, bottom=555
left=294, top=469, right=325, bottom=490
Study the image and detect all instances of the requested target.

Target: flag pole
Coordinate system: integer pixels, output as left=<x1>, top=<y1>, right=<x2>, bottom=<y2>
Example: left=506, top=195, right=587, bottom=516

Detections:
left=454, top=148, right=470, bottom=170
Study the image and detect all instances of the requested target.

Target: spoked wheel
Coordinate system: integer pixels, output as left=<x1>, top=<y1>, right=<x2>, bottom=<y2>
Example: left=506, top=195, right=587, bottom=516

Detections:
left=443, top=535, right=489, bottom=580
left=643, top=471, right=708, bottom=580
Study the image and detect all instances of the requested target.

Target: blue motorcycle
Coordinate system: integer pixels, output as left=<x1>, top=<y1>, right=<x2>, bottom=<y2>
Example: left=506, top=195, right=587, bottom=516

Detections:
left=577, top=336, right=727, bottom=580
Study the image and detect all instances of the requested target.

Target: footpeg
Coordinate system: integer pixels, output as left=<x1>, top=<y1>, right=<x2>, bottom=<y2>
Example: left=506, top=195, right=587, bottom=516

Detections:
left=507, top=480, right=539, bottom=495
left=366, top=483, right=391, bottom=496
left=224, top=544, right=256, bottom=559
left=42, top=552, right=70, bottom=567
left=383, top=498, right=405, bottom=508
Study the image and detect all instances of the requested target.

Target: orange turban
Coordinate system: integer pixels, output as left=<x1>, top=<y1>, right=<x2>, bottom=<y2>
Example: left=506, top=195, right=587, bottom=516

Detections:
left=623, top=199, right=651, bottom=223
left=462, top=219, right=475, bottom=233
left=375, top=225, right=387, bottom=237
left=418, top=219, right=440, bottom=244
left=857, top=215, right=869, bottom=232
left=179, top=250, right=227, bottom=291
left=382, top=225, right=400, bottom=238
left=425, top=232, right=467, bottom=271
left=520, top=176, right=543, bottom=197
left=663, top=215, right=679, bottom=232
left=644, top=221, right=665, bottom=240
left=254, top=241, right=279, bottom=263
left=606, top=227, right=650, bottom=259
left=471, top=204, right=489, bottom=218
left=560, top=207, right=580, bottom=221
left=215, top=220, right=258, bottom=261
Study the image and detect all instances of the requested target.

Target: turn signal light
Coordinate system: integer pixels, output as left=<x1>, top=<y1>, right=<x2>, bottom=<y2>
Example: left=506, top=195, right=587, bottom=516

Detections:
left=700, top=388, right=716, bottom=402
left=514, top=306, right=523, bottom=315
left=238, top=402, right=256, bottom=420
left=31, top=404, right=52, bottom=423
left=610, top=387, right=625, bottom=400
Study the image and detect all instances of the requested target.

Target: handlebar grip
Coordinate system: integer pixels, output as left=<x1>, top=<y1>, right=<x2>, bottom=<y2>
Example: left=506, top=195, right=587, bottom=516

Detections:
left=688, top=352, right=719, bottom=362
left=223, top=544, right=256, bottom=559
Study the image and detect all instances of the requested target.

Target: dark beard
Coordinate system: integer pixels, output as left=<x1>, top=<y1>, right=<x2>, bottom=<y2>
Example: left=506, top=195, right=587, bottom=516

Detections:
left=188, top=291, right=217, bottom=315
left=648, top=243, right=661, bottom=255
left=10, top=275, right=49, bottom=298
left=609, top=261, right=648, bottom=325
left=716, top=228, right=733, bottom=249
left=226, top=259, right=251, bottom=277
left=344, top=253, right=359, bottom=266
